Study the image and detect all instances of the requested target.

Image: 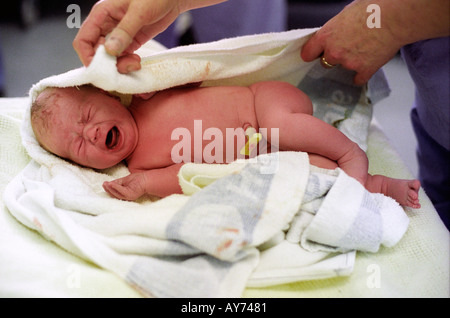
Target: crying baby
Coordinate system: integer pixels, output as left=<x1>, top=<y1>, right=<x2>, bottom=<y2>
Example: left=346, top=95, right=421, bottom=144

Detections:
left=30, top=83, right=421, bottom=208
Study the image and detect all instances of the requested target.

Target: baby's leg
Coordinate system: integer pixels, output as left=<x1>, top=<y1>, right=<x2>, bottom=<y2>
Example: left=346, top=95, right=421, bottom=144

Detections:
left=250, top=81, right=369, bottom=184
left=250, top=81, right=420, bottom=208
left=310, top=154, right=421, bottom=208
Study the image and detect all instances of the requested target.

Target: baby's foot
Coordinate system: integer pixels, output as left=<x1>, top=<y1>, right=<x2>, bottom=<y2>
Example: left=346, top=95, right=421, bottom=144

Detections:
left=389, top=179, right=421, bottom=209
left=406, top=179, right=421, bottom=209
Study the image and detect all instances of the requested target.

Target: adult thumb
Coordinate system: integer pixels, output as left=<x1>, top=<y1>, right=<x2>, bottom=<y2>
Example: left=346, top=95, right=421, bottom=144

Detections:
left=105, top=27, right=133, bottom=56
left=104, top=1, right=147, bottom=56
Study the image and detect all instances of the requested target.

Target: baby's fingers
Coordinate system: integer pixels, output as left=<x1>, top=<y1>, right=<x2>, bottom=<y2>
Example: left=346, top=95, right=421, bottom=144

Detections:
left=103, top=180, right=139, bottom=201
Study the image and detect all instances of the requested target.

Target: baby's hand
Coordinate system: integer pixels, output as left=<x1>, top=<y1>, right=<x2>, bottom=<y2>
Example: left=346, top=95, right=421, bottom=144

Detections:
left=103, top=173, right=148, bottom=201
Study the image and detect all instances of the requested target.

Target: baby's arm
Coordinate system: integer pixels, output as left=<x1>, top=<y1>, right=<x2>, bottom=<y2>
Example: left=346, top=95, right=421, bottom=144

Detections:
left=103, top=163, right=184, bottom=200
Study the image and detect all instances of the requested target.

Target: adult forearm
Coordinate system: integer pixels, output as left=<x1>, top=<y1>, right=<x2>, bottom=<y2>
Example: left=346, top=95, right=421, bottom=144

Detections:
left=179, top=0, right=228, bottom=13
left=376, top=0, right=449, bottom=45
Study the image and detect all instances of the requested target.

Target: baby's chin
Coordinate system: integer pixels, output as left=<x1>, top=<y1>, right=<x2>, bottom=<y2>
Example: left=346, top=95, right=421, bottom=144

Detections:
left=94, top=147, right=136, bottom=170
left=84, top=149, right=133, bottom=170
left=80, top=157, right=120, bottom=170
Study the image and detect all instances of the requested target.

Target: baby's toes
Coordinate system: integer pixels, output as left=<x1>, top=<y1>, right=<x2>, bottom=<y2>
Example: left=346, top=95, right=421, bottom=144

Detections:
left=408, top=189, right=418, bottom=200
left=407, top=191, right=421, bottom=209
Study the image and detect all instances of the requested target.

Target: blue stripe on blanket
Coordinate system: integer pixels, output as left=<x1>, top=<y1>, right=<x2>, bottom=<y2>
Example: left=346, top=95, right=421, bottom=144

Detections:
left=166, top=163, right=274, bottom=261
left=335, top=191, right=382, bottom=252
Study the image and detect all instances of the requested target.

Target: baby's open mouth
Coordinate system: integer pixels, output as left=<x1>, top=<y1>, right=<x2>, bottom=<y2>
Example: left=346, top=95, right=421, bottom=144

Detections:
left=106, top=126, right=119, bottom=149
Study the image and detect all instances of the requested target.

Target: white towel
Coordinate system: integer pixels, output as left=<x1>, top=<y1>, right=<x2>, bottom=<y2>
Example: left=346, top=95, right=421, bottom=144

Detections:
left=4, top=151, right=311, bottom=297
left=286, top=167, right=409, bottom=253
left=3, top=29, right=405, bottom=297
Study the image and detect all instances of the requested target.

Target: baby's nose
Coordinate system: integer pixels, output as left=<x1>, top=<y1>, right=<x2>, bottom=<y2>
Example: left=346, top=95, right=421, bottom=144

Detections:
left=85, top=125, right=100, bottom=144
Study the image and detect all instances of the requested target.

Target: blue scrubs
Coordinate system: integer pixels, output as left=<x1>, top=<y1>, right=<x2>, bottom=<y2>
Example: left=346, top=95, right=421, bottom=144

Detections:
left=0, top=39, right=4, bottom=96
left=402, top=37, right=450, bottom=230
left=155, top=0, right=287, bottom=48
left=190, top=0, right=287, bottom=43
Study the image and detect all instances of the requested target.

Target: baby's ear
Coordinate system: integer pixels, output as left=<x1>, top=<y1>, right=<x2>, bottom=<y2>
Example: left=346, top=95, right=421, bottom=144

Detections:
left=98, top=88, right=117, bottom=98
left=105, top=90, right=132, bottom=106
left=173, top=81, right=203, bottom=89
left=134, top=92, right=156, bottom=100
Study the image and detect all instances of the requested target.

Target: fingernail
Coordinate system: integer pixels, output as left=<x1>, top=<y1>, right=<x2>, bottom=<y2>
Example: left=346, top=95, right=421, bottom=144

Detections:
left=105, top=36, right=123, bottom=55
left=126, top=64, right=141, bottom=73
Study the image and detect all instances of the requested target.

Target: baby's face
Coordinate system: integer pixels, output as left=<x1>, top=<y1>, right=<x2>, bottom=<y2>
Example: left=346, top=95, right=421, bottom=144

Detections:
left=34, top=86, right=138, bottom=169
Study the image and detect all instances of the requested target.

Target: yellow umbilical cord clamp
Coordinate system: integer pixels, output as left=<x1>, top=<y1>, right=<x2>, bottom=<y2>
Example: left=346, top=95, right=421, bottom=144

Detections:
left=240, top=127, right=262, bottom=156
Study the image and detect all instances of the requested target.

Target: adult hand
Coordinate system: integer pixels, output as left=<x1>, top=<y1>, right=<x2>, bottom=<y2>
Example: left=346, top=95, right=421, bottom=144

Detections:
left=301, top=0, right=450, bottom=85
left=301, top=0, right=402, bottom=85
left=73, top=0, right=226, bottom=74
left=73, top=0, right=183, bottom=73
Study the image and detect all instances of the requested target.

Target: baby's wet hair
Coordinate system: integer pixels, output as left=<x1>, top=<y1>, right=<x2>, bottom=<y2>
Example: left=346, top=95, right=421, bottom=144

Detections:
left=30, top=87, right=59, bottom=141
left=31, top=85, right=87, bottom=137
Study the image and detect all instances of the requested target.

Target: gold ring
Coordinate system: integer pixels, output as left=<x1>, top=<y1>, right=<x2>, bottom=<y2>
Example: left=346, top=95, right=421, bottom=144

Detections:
left=320, top=56, right=336, bottom=68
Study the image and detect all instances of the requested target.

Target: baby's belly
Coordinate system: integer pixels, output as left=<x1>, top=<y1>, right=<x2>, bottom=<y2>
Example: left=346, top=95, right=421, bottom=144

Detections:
left=172, top=120, right=260, bottom=165
left=191, top=94, right=258, bottom=163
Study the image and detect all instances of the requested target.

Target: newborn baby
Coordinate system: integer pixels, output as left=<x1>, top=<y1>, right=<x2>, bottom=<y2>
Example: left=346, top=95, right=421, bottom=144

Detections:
left=31, top=82, right=420, bottom=208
